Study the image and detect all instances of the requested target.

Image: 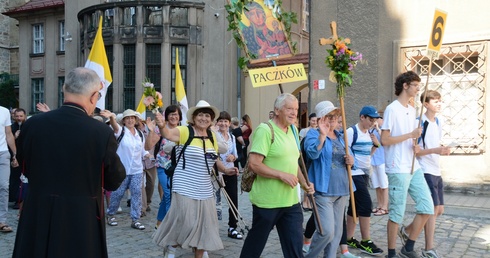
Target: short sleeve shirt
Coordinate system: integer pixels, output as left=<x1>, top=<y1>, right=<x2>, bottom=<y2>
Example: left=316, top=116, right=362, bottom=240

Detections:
left=249, top=122, right=300, bottom=208
left=381, top=100, right=420, bottom=174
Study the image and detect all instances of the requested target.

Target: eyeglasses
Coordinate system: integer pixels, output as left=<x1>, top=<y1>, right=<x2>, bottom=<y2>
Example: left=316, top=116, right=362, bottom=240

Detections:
left=326, top=115, right=338, bottom=121
left=409, top=83, right=420, bottom=88
left=204, top=152, right=218, bottom=160
left=92, top=91, right=102, bottom=100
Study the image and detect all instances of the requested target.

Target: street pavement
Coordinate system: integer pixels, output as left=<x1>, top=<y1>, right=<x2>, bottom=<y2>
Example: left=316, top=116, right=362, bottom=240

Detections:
left=2, top=176, right=490, bottom=258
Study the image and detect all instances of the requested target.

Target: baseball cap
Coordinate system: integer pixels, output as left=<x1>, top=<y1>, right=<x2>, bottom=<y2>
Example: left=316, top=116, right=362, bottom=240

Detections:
left=359, top=105, right=382, bottom=118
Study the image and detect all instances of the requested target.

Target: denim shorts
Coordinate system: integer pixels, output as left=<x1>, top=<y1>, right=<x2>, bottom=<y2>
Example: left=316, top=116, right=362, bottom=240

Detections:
left=387, top=169, right=434, bottom=224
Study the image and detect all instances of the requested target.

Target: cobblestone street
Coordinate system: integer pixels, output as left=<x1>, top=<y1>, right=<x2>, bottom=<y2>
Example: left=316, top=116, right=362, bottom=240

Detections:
left=2, top=180, right=490, bottom=258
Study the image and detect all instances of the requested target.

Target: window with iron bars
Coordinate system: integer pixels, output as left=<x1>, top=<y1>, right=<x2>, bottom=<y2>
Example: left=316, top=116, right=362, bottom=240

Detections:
left=402, top=42, right=486, bottom=154
left=123, top=45, right=136, bottom=110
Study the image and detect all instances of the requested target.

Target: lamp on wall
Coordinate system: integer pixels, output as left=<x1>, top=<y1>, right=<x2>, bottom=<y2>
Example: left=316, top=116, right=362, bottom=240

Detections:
left=65, top=32, right=73, bottom=42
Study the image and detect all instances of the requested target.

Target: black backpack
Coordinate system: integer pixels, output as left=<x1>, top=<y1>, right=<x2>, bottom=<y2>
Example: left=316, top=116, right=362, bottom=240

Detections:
left=165, top=125, right=215, bottom=187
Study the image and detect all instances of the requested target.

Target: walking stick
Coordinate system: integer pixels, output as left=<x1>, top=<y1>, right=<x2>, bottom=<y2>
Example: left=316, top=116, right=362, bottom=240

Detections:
left=339, top=97, right=357, bottom=224
left=298, top=152, right=323, bottom=235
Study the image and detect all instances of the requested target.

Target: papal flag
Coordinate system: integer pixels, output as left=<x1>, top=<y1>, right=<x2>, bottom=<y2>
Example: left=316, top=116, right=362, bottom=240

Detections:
left=136, top=95, right=146, bottom=120
left=85, top=17, right=112, bottom=110
left=175, top=48, right=189, bottom=125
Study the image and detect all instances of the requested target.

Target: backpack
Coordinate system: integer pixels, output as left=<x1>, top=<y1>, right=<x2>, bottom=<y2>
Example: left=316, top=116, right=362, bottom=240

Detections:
left=166, top=125, right=215, bottom=188
left=417, top=117, right=439, bottom=149
left=300, top=137, right=312, bottom=171
left=349, top=125, right=358, bottom=147
left=116, top=126, right=144, bottom=144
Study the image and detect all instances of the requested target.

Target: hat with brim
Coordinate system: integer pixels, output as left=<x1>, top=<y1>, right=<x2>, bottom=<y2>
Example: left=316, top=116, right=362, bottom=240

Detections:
left=122, top=109, right=139, bottom=119
left=187, top=100, right=220, bottom=123
left=315, top=101, right=339, bottom=118
left=359, top=105, right=382, bottom=118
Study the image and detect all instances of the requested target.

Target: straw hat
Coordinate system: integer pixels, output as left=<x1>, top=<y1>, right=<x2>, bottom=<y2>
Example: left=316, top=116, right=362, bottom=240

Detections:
left=186, top=100, right=219, bottom=122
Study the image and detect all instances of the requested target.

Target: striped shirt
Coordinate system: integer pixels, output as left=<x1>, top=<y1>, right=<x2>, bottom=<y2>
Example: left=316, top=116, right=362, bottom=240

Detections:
left=171, top=126, right=218, bottom=200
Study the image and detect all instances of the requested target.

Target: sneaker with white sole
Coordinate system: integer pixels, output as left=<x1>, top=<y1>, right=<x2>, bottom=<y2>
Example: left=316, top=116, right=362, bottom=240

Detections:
left=398, top=225, right=409, bottom=246
left=302, top=243, right=311, bottom=253
left=421, top=249, right=441, bottom=258
left=400, top=246, right=420, bottom=258
left=341, top=252, right=361, bottom=258
left=163, top=245, right=176, bottom=258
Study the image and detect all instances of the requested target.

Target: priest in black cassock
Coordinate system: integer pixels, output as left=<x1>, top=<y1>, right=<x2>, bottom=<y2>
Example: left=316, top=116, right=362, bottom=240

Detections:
left=12, top=67, right=126, bottom=258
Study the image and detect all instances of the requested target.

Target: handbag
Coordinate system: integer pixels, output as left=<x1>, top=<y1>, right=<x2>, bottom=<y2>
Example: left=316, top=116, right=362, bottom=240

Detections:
left=143, top=156, right=157, bottom=170
left=240, top=122, right=274, bottom=193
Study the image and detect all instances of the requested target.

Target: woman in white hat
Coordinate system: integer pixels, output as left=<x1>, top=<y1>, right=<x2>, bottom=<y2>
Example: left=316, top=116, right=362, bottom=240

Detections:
left=104, top=109, right=151, bottom=230
left=302, top=101, right=355, bottom=258
left=153, top=100, right=239, bottom=258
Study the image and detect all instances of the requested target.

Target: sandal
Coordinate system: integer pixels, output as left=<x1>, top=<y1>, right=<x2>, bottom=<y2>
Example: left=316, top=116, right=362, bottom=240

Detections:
left=0, top=223, right=13, bottom=233
left=374, top=208, right=389, bottom=216
left=228, top=227, right=243, bottom=239
left=107, top=217, right=118, bottom=226
left=131, top=221, right=145, bottom=230
left=372, top=207, right=381, bottom=213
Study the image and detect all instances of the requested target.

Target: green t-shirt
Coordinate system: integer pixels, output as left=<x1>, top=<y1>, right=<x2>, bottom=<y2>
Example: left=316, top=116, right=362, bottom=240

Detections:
left=249, top=121, right=300, bottom=208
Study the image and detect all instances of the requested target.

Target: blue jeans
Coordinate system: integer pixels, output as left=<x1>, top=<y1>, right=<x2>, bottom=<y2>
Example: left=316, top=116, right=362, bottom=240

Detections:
left=240, top=203, right=304, bottom=258
left=156, top=167, right=171, bottom=222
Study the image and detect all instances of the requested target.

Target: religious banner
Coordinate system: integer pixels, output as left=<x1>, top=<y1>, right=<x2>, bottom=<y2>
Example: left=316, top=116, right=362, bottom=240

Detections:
left=228, top=0, right=294, bottom=63
left=249, top=63, right=307, bottom=87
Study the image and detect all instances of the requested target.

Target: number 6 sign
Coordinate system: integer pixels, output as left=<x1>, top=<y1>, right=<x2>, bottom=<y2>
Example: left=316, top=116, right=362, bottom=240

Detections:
left=427, top=9, right=447, bottom=57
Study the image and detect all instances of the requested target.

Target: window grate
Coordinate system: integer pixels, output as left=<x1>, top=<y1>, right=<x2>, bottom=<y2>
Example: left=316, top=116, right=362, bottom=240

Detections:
left=402, top=42, right=487, bottom=154
left=123, top=45, right=136, bottom=110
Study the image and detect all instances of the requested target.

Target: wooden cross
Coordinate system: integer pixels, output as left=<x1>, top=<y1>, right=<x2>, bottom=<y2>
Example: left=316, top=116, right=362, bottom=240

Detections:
left=319, top=21, right=351, bottom=45
left=318, top=20, right=357, bottom=224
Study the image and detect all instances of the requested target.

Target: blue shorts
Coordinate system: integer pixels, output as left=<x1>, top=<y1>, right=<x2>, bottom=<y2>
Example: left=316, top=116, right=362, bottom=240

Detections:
left=424, top=174, right=444, bottom=206
left=387, top=169, right=434, bottom=224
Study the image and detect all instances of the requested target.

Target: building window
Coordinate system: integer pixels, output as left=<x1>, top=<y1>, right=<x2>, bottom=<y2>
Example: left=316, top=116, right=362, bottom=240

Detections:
left=123, top=45, right=136, bottom=110
left=170, top=7, right=188, bottom=26
left=302, top=0, right=310, bottom=32
left=104, top=9, right=114, bottom=27
left=146, top=44, right=161, bottom=92
left=31, top=78, right=44, bottom=112
left=32, top=24, right=44, bottom=54
left=146, top=7, right=163, bottom=26
left=58, top=77, right=65, bottom=107
left=123, top=7, right=136, bottom=26
left=171, top=45, right=187, bottom=104
left=402, top=41, right=487, bottom=154
left=59, top=21, right=65, bottom=52
left=105, top=46, right=114, bottom=111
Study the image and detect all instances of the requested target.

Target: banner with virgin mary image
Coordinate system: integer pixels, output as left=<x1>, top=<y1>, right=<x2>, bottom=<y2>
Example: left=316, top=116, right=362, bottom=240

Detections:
left=230, top=0, right=294, bottom=63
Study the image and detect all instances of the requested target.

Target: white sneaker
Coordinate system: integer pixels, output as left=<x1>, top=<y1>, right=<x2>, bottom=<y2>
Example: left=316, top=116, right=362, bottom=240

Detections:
left=203, top=251, right=209, bottom=258
left=421, top=248, right=442, bottom=258
left=341, top=252, right=361, bottom=258
left=163, top=245, right=176, bottom=258
left=117, top=206, right=122, bottom=213
left=302, top=243, right=310, bottom=253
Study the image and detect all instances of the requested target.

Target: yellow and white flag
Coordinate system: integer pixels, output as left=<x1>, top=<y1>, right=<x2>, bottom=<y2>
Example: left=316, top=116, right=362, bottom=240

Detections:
left=175, top=48, right=188, bottom=125
left=85, top=17, right=112, bottom=110
left=136, top=95, right=146, bottom=120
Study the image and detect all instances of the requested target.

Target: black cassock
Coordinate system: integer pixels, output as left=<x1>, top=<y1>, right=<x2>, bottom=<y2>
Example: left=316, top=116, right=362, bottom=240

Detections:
left=13, top=103, right=126, bottom=258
